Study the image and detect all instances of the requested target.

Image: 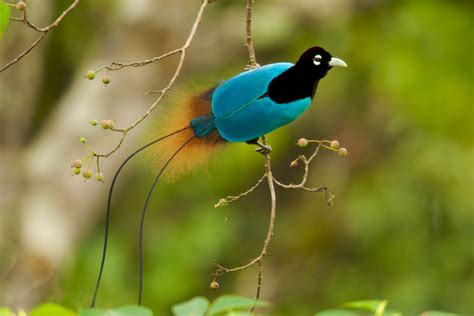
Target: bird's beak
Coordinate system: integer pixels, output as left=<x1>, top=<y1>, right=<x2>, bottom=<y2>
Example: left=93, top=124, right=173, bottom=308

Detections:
left=329, top=57, right=347, bottom=67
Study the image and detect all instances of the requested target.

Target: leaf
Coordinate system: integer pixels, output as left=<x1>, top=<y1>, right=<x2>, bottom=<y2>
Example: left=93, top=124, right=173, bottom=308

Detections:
left=30, top=304, right=77, bottom=316
left=421, top=312, right=461, bottom=316
left=342, top=300, right=386, bottom=313
left=79, top=305, right=153, bottom=316
left=208, top=295, right=270, bottom=315
left=0, top=0, right=10, bottom=39
left=172, top=297, right=209, bottom=316
left=315, top=309, right=359, bottom=316
left=0, top=307, right=15, bottom=316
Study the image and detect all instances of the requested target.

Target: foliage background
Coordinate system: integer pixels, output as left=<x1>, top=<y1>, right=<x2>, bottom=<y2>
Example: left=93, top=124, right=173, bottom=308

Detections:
left=0, top=0, right=472, bottom=315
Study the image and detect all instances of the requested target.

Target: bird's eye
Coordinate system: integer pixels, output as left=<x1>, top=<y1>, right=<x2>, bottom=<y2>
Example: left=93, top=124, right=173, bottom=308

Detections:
left=313, top=55, right=322, bottom=66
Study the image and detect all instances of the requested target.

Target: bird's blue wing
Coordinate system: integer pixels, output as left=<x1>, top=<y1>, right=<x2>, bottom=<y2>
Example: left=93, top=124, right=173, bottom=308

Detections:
left=211, top=63, right=293, bottom=119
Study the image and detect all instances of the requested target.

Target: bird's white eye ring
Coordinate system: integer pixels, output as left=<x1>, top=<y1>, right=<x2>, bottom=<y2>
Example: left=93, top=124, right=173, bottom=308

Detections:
left=313, top=54, right=322, bottom=66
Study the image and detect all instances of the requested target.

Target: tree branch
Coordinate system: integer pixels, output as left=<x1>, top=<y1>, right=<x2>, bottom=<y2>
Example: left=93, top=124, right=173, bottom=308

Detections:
left=0, top=0, right=81, bottom=74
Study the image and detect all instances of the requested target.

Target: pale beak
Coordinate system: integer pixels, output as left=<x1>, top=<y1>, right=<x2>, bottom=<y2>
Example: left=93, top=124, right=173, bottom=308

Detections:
left=329, top=57, right=347, bottom=67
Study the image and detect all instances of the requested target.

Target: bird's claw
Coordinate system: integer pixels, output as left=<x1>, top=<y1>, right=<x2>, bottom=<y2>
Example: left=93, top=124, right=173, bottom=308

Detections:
left=255, top=144, right=272, bottom=155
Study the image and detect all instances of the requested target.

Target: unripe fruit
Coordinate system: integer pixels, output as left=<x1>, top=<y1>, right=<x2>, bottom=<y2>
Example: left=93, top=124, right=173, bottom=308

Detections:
left=16, top=1, right=26, bottom=11
left=102, top=76, right=111, bottom=85
left=72, top=159, right=83, bottom=168
left=297, top=138, right=308, bottom=147
left=330, top=140, right=340, bottom=149
left=90, top=119, right=98, bottom=126
left=338, top=148, right=348, bottom=157
left=96, top=172, right=104, bottom=182
left=210, top=281, right=220, bottom=290
left=72, top=167, right=81, bottom=175
left=79, top=137, right=87, bottom=144
left=86, top=70, right=96, bottom=80
left=290, top=160, right=298, bottom=168
left=82, top=169, right=93, bottom=179
left=100, top=120, right=111, bottom=129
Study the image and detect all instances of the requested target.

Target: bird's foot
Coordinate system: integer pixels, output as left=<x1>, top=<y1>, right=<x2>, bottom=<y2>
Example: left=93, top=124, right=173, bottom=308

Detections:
left=255, top=144, right=272, bottom=155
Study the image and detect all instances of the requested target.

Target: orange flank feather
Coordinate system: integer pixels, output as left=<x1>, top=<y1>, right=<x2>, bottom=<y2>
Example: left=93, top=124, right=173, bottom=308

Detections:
left=148, top=89, right=225, bottom=181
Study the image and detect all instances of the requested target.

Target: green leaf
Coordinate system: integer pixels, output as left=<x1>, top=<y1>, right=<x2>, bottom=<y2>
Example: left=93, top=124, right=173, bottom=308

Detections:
left=0, top=0, right=10, bottom=39
left=208, top=295, right=269, bottom=315
left=342, top=300, right=386, bottom=313
left=315, top=309, right=359, bottom=316
left=421, top=312, right=461, bottom=316
left=79, top=305, right=153, bottom=316
left=0, top=307, right=15, bottom=316
left=172, top=297, right=209, bottom=316
left=30, top=304, right=77, bottom=316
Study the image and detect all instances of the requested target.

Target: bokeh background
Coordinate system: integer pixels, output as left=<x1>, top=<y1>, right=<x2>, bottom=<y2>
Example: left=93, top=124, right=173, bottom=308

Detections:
left=0, top=0, right=473, bottom=315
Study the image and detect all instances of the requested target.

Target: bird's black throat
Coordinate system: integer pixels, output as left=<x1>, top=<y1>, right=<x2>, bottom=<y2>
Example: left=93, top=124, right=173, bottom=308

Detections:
left=266, top=65, right=327, bottom=104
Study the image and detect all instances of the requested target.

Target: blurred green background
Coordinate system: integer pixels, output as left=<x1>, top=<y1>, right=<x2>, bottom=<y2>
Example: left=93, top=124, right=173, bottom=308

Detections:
left=0, top=0, right=472, bottom=315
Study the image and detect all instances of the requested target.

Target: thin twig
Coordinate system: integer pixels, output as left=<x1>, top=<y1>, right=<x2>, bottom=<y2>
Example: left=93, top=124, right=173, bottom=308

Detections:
left=215, top=174, right=266, bottom=207
left=0, top=0, right=81, bottom=73
left=245, top=0, right=259, bottom=69
left=83, top=0, right=211, bottom=169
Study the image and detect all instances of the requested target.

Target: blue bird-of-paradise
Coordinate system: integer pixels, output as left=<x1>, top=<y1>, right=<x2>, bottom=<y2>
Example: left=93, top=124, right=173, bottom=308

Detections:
left=90, top=46, right=347, bottom=307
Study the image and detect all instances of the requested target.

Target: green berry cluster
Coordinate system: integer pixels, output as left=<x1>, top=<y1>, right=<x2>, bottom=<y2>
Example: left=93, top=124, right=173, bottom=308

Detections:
left=70, top=137, right=105, bottom=182
left=84, top=70, right=111, bottom=86
left=88, top=118, right=114, bottom=130
left=296, top=138, right=349, bottom=158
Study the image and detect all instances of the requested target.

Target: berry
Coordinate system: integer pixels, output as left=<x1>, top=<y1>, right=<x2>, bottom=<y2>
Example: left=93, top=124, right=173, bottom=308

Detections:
left=100, top=120, right=111, bottom=129
left=16, top=1, right=26, bottom=10
left=210, top=281, right=220, bottom=290
left=72, top=167, right=81, bottom=175
left=72, top=159, right=83, bottom=168
left=338, top=148, right=348, bottom=157
left=290, top=160, right=298, bottom=168
left=16, top=2, right=26, bottom=11
left=96, top=172, right=104, bottom=182
left=330, top=140, right=340, bottom=149
left=79, top=137, right=87, bottom=144
left=89, top=119, right=98, bottom=126
left=297, top=138, right=308, bottom=147
left=82, top=169, right=93, bottom=179
left=102, top=76, right=111, bottom=85
left=85, top=70, right=96, bottom=80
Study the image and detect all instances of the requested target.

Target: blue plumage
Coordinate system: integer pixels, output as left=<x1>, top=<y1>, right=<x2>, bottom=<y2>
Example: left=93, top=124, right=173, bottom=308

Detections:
left=191, top=46, right=347, bottom=145
left=212, top=63, right=312, bottom=142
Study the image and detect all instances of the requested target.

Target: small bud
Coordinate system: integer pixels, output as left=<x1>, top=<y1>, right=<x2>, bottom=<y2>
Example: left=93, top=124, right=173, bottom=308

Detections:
left=210, top=281, right=220, bottom=290
left=72, top=159, right=83, bottom=168
left=102, top=76, right=111, bottom=85
left=290, top=160, right=298, bottom=168
left=338, top=148, right=348, bottom=157
left=100, top=120, right=111, bottom=129
left=96, top=172, right=104, bottom=182
left=297, top=138, right=308, bottom=147
left=85, top=70, right=96, bottom=80
left=16, top=1, right=27, bottom=11
left=107, top=120, right=115, bottom=128
left=72, top=167, right=81, bottom=175
left=89, top=119, right=98, bottom=126
left=79, top=137, right=87, bottom=144
left=82, top=169, right=93, bottom=179
left=330, top=140, right=340, bottom=149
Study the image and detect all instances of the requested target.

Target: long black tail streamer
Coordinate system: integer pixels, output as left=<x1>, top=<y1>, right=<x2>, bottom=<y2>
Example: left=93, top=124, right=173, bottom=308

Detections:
left=90, top=116, right=215, bottom=308
left=137, top=135, right=196, bottom=305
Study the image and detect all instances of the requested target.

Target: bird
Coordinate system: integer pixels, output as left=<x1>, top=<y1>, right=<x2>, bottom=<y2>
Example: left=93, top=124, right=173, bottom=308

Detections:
left=151, top=46, right=347, bottom=178
left=90, top=46, right=346, bottom=307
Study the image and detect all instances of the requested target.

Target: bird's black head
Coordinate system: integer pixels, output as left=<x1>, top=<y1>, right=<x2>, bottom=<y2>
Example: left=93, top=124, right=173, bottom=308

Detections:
left=267, top=46, right=346, bottom=103
left=295, top=46, right=347, bottom=79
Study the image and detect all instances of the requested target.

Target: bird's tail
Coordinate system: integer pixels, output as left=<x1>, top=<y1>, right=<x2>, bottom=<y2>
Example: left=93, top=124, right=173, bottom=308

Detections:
left=147, top=88, right=225, bottom=181
left=90, top=89, right=224, bottom=307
